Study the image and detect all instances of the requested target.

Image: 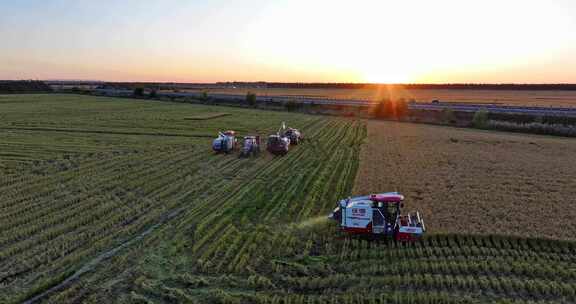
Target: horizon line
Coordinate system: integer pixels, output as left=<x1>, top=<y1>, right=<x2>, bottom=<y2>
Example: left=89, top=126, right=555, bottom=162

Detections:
left=21, top=79, right=576, bottom=86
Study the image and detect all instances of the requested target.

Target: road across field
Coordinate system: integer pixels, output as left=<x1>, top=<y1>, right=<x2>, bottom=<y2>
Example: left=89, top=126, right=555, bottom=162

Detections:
left=93, top=89, right=576, bottom=117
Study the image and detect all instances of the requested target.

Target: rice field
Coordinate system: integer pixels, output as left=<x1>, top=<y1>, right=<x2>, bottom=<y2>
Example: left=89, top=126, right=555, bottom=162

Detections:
left=1, top=94, right=575, bottom=304
left=0, top=94, right=344, bottom=302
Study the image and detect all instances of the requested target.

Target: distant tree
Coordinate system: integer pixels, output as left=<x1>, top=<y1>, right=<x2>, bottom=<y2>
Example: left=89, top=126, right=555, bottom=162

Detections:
left=201, top=90, right=209, bottom=101
left=396, top=99, right=408, bottom=117
left=133, top=88, right=144, bottom=97
left=373, top=99, right=408, bottom=118
left=441, top=107, right=456, bottom=124
left=534, top=115, right=544, bottom=124
left=246, top=92, right=257, bottom=107
left=383, top=100, right=395, bottom=116
left=284, top=99, right=301, bottom=111
left=149, top=89, right=158, bottom=98
left=472, top=109, right=489, bottom=128
left=373, top=100, right=387, bottom=118
left=308, top=101, right=325, bottom=112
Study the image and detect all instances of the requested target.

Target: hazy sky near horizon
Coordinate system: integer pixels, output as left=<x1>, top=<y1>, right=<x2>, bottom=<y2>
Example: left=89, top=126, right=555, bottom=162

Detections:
left=1, top=0, right=576, bottom=83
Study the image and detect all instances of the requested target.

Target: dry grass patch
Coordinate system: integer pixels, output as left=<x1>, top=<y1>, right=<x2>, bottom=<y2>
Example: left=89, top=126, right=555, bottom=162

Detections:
left=354, top=120, right=576, bottom=240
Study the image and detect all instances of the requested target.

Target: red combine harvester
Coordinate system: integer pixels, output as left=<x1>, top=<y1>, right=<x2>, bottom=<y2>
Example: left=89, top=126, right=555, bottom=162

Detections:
left=328, top=192, right=426, bottom=241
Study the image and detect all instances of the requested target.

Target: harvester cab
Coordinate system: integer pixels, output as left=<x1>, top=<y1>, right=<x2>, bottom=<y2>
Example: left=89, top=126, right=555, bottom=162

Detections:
left=212, top=130, right=237, bottom=153
left=240, top=136, right=261, bottom=157
left=328, top=192, right=425, bottom=241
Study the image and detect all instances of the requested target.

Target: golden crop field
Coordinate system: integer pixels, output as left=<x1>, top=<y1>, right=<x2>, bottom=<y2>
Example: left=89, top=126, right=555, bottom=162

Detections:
left=354, top=120, right=576, bottom=240
left=202, top=87, right=576, bottom=107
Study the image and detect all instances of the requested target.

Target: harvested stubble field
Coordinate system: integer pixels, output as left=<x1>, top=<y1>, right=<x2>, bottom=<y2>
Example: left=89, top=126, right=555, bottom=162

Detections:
left=354, top=120, right=576, bottom=240
left=203, top=88, right=576, bottom=107
left=1, top=94, right=576, bottom=304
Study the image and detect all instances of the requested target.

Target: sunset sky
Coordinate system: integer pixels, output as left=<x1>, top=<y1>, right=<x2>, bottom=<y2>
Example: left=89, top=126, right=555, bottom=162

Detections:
left=1, top=0, right=576, bottom=83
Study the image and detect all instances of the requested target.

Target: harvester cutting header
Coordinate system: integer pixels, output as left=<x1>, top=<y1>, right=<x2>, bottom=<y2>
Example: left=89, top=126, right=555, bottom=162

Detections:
left=329, top=192, right=426, bottom=241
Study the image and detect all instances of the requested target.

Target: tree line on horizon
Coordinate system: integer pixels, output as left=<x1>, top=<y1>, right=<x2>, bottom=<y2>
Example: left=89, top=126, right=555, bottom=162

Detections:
left=94, top=81, right=576, bottom=91
left=0, top=80, right=52, bottom=93
left=218, top=82, right=576, bottom=90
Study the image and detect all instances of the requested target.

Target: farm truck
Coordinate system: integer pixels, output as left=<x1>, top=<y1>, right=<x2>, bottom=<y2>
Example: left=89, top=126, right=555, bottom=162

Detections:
left=329, top=192, right=426, bottom=241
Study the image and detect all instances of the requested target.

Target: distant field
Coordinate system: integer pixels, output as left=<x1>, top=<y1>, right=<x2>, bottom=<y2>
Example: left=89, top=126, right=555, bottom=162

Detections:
left=355, top=120, right=576, bottom=240
left=2, top=94, right=576, bottom=304
left=198, top=87, right=576, bottom=107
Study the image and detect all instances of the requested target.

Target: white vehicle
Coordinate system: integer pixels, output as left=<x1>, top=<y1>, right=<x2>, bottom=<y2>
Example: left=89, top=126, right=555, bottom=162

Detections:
left=212, top=130, right=237, bottom=153
left=240, top=136, right=261, bottom=157
left=329, top=192, right=426, bottom=241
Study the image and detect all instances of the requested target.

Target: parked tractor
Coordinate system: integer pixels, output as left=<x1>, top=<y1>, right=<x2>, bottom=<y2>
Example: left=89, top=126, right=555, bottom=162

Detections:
left=328, top=192, right=425, bottom=241
left=240, top=136, right=261, bottom=157
left=283, top=127, right=303, bottom=145
left=212, top=130, right=237, bottom=153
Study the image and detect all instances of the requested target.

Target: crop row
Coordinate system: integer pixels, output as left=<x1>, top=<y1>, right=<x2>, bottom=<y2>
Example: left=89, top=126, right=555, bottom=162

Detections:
left=331, top=235, right=576, bottom=261
left=126, top=273, right=574, bottom=304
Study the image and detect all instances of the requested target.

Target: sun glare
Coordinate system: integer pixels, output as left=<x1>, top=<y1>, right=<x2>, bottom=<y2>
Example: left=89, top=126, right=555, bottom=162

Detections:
left=364, top=71, right=410, bottom=83
left=362, top=70, right=412, bottom=84
left=239, top=0, right=576, bottom=83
